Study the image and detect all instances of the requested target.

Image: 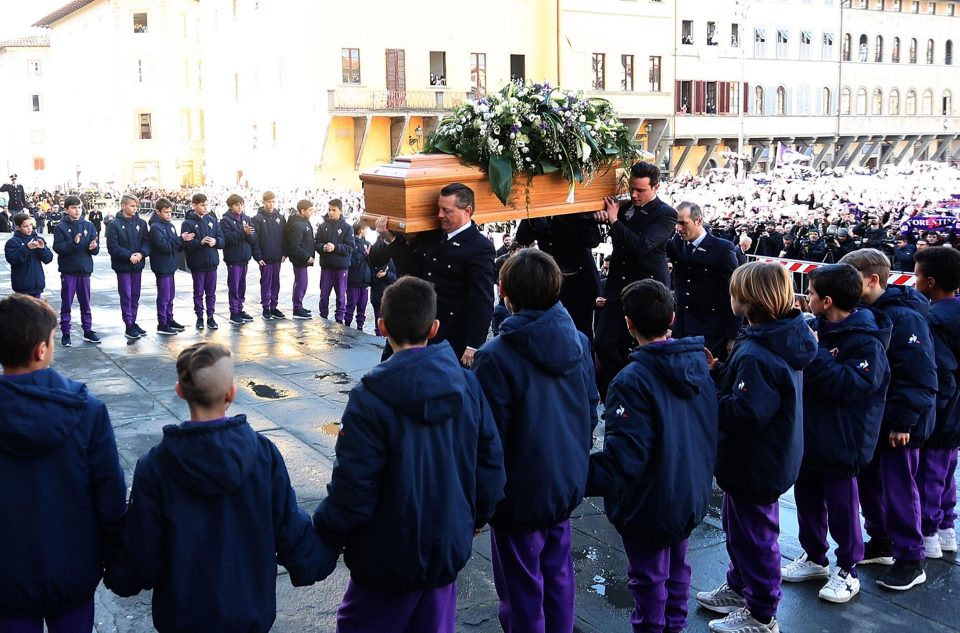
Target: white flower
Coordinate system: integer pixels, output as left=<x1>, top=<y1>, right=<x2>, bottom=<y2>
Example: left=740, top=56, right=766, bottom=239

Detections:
left=580, top=140, right=591, bottom=161
left=456, top=125, right=463, bottom=132
left=579, top=115, right=586, bottom=122
left=510, top=132, right=516, bottom=139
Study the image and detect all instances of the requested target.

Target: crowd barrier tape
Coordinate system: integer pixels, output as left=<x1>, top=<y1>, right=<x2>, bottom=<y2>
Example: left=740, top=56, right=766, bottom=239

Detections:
left=746, top=254, right=917, bottom=287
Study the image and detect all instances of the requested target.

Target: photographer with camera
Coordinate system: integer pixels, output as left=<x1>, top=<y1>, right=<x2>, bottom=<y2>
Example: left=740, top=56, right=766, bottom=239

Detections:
left=893, top=236, right=917, bottom=272
left=799, top=228, right=828, bottom=263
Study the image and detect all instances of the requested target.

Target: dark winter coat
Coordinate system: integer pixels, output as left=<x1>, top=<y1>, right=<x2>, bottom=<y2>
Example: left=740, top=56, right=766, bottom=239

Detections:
left=181, top=210, right=223, bottom=272
left=251, top=209, right=286, bottom=263
left=148, top=212, right=183, bottom=276
left=220, top=211, right=262, bottom=265
left=924, top=297, right=960, bottom=448
left=105, top=213, right=150, bottom=272
left=347, top=237, right=371, bottom=288
left=314, top=215, right=353, bottom=270
left=52, top=217, right=99, bottom=275
left=283, top=215, right=315, bottom=268
left=4, top=230, right=53, bottom=294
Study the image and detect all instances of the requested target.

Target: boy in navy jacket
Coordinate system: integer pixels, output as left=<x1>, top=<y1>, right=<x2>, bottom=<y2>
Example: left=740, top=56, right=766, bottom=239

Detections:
left=587, top=278, right=718, bottom=633
left=474, top=249, right=599, bottom=633
left=314, top=198, right=353, bottom=324
left=4, top=212, right=52, bottom=299
left=0, top=294, right=127, bottom=632
left=284, top=199, right=316, bottom=319
left=148, top=199, right=186, bottom=336
left=220, top=193, right=262, bottom=325
left=370, top=256, right=396, bottom=336
left=106, top=194, right=151, bottom=340
left=913, top=247, right=960, bottom=558
left=181, top=193, right=224, bottom=330
left=344, top=222, right=371, bottom=330
left=252, top=191, right=287, bottom=320
left=52, top=196, right=101, bottom=346
left=783, top=264, right=891, bottom=604
left=313, top=276, right=505, bottom=633
left=105, top=342, right=336, bottom=632
left=841, top=249, right=938, bottom=591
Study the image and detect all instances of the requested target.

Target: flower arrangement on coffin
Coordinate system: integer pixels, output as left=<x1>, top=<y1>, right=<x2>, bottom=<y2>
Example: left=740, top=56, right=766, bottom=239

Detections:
left=425, top=81, right=651, bottom=206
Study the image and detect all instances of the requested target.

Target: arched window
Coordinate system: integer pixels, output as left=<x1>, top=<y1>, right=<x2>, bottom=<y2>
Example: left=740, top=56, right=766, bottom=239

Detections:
left=892, top=37, right=901, bottom=63
left=889, top=89, right=901, bottom=114
left=843, top=33, right=852, bottom=61
left=776, top=86, right=787, bottom=114
left=858, top=34, right=869, bottom=62
left=906, top=89, right=917, bottom=114
left=841, top=87, right=852, bottom=114
left=798, top=85, right=811, bottom=114
left=910, top=38, right=918, bottom=63
left=927, top=39, right=935, bottom=64
left=922, top=89, right=934, bottom=114
left=946, top=40, right=953, bottom=65
left=821, top=87, right=832, bottom=114
left=856, top=87, right=868, bottom=114
left=944, top=90, right=953, bottom=115
left=873, top=88, right=883, bottom=114
left=755, top=86, right=765, bottom=114
left=875, top=36, right=884, bottom=62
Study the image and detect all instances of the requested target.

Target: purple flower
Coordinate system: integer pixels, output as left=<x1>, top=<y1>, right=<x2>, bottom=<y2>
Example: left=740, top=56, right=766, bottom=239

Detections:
left=510, top=124, right=521, bottom=133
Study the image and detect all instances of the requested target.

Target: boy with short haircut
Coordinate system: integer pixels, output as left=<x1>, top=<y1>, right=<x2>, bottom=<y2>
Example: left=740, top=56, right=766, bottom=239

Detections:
left=252, top=191, right=287, bottom=320
left=344, top=222, right=371, bottom=331
left=53, top=195, right=101, bottom=346
left=4, top=212, right=52, bottom=299
left=283, top=199, right=316, bottom=319
left=220, top=194, right=262, bottom=325
left=473, top=249, right=598, bottom=633
left=314, top=198, right=353, bottom=324
left=106, top=341, right=336, bottom=632
left=913, top=246, right=960, bottom=558
left=588, top=278, right=718, bottom=633
left=313, top=276, right=506, bottom=633
left=106, top=194, right=151, bottom=340
left=148, top=198, right=186, bottom=336
left=181, top=193, right=224, bottom=330
left=840, top=248, right=938, bottom=591
left=0, top=294, right=127, bottom=632
left=782, top=264, right=891, bottom=603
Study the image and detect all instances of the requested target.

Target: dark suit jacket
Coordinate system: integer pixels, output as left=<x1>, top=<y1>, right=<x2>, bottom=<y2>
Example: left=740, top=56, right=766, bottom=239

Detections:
left=370, top=222, right=495, bottom=358
left=667, top=232, right=742, bottom=340
left=604, top=197, right=677, bottom=304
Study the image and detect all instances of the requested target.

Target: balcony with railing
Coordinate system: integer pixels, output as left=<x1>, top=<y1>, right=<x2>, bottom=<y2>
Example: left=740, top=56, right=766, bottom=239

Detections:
left=328, top=88, right=472, bottom=113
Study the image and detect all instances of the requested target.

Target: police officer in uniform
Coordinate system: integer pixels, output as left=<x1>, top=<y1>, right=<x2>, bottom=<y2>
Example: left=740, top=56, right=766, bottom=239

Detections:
left=0, top=175, right=26, bottom=212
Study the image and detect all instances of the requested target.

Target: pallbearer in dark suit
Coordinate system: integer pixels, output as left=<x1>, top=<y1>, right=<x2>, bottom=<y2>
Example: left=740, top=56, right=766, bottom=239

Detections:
left=515, top=213, right=601, bottom=341
left=667, top=202, right=743, bottom=360
left=370, top=183, right=496, bottom=367
left=593, top=162, right=678, bottom=398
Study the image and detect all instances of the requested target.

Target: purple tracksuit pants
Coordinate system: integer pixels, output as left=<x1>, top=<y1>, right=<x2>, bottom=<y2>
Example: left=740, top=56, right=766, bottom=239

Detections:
left=794, top=467, right=864, bottom=573
left=623, top=535, right=691, bottom=633
left=191, top=269, right=217, bottom=317
left=490, top=521, right=575, bottom=633
left=260, top=261, right=281, bottom=310
left=116, top=271, right=142, bottom=326
left=344, top=287, right=369, bottom=329
left=227, top=263, right=247, bottom=314
left=292, top=267, right=309, bottom=311
left=722, top=493, right=781, bottom=623
left=0, top=597, right=93, bottom=633
left=917, top=447, right=959, bottom=536
left=60, top=273, right=92, bottom=335
left=319, top=267, right=348, bottom=322
left=335, top=580, right=456, bottom=633
left=858, top=445, right=924, bottom=561
left=155, top=274, right=175, bottom=326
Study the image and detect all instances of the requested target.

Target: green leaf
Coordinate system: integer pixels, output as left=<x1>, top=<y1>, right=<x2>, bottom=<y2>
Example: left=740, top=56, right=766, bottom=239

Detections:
left=429, top=135, right=455, bottom=154
left=488, top=154, right=514, bottom=206
left=540, top=160, right=559, bottom=173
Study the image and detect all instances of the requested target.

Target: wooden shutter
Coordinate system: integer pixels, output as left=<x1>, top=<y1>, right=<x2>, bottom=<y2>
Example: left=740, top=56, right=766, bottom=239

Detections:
left=676, top=80, right=683, bottom=113
left=385, top=49, right=406, bottom=107
left=695, top=80, right=706, bottom=114
left=743, top=82, right=750, bottom=114
left=719, top=81, right=729, bottom=114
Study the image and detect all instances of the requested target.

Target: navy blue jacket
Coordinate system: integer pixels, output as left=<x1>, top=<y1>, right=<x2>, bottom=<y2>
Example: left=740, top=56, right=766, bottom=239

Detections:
left=714, top=312, right=818, bottom=503
left=605, top=197, right=678, bottom=301
left=473, top=302, right=598, bottom=532
left=105, top=415, right=335, bottom=633
left=370, top=258, right=396, bottom=308
left=587, top=338, right=718, bottom=546
left=872, top=286, right=938, bottom=446
left=4, top=231, right=52, bottom=294
left=0, top=369, right=126, bottom=618
left=313, top=343, right=505, bottom=592
left=803, top=309, right=892, bottom=476
left=181, top=210, right=223, bottom=272
left=251, top=209, right=286, bottom=263
left=283, top=215, right=315, bottom=268
left=220, top=211, right=262, bottom=265
left=347, top=237, right=371, bottom=287
left=666, top=232, right=743, bottom=341
left=147, top=212, right=183, bottom=276
left=105, top=213, right=150, bottom=272
left=52, top=217, right=99, bottom=275
left=314, top=215, right=353, bottom=270
left=925, top=298, right=960, bottom=448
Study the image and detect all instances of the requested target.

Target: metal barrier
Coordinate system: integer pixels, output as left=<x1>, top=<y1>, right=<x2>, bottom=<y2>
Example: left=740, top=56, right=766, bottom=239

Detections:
left=747, top=254, right=916, bottom=294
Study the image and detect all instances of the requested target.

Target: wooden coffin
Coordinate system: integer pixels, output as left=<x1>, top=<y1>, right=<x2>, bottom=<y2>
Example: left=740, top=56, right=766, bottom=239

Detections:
left=359, top=153, right=622, bottom=233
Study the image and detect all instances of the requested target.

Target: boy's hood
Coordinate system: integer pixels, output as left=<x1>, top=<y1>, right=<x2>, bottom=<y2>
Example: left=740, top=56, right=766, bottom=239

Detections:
left=158, top=415, right=258, bottom=496
left=875, top=285, right=930, bottom=317
left=740, top=310, right=818, bottom=370
left=498, top=303, right=584, bottom=376
left=816, top=307, right=893, bottom=349
left=148, top=211, right=172, bottom=227
left=0, top=369, right=88, bottom=457
left=627, top=337, right=711, bottom=399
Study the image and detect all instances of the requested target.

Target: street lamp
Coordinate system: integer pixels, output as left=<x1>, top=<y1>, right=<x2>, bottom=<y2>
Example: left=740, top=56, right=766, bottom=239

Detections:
left=646, top=123, right=654, bottom=152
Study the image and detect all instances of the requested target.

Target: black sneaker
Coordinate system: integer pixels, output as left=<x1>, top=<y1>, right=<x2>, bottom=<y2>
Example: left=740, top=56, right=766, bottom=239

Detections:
left=61, top=334, right=72, bottom=347
left=168, top=320, right=185, bottom=332
left=196, top=316, right=205, bottom=330
left=207, top=317, right=219, bottom=330
left=861, top=538, right=895, bottom=565
left=240, top=311, right=255, bottom=322
left=262, top=309, right=273, bottom=320
left=157, top=324, right=178, bottom=336
left=133, top=323, right=147, bottom=337
left=877, top=560, right=926, bottom=591
left=124, top=325, right=140, bottom=340
left=229, top=313, right=244, bottom=325
left=292, top=309, right=312, bottom=320
left=270, top=308, right=285, bottom=319
left=82, top=331, right=101, bottom=344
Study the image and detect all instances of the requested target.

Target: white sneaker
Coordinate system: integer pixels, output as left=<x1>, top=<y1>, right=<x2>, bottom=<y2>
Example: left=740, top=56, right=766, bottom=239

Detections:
left=708, top=608, right=779, bottom=633
left=924, top=534, right=943, bottom=559
left=781, top=552, right=830, bottom=582
left=696, top=582, right=746, bottom=614
left=818, top=568, right=860, bottom=603
left=939, top=527, right=958, bottom=552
